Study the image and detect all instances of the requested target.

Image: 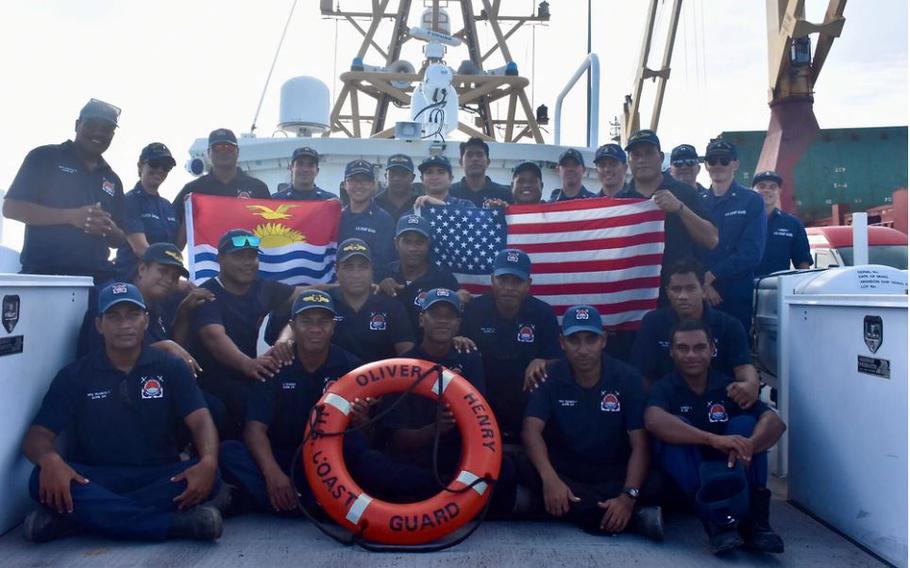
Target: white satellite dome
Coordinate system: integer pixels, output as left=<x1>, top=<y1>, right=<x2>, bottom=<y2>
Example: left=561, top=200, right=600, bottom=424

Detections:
left=278, top=76, right=330, bottom=136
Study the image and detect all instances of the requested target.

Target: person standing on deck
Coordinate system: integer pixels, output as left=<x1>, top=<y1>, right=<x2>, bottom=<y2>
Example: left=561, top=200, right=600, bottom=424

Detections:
left=752, top=171, right=812, bottom=276
left=548, top=148, right=596, bottom=202
left=450, top=137, right=513, bottom=207
left=593, top=143, right=629, bottom=197
left=668, top=144, right=708, bottom=195
left=272, top=147, right=336, bottom=201
left=375, top=154, right=423, bottom=220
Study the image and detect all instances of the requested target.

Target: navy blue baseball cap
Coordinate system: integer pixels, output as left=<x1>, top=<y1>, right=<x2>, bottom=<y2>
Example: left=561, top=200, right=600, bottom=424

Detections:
left=79, top=98, right=120, bottom=126
left=670, top=144, right=699, bottom=164
left=561, top=305, right=604, bottom=336
left=624, top=129, right=661, bottom=152
left=345, top=159, right=375, bottom=180
left=420, top=288, right=461, bottom=313
left=396, top=214, right=432, bottom=239
left=386, top=154, right=414, bottom=173
left=418, top=155, right=453, bottom=174
left=208, top=128, right=238, bottom=147
left=493, top=249, right=531, bottom=281
left=558, top=148, right=585, bottom=167
left=705, top=139, right=738, bottom=160
left=142, top=242, right=189, bottom=277
left=97, top=282, right=147, bottom=315
left=512, top=161, right=542, bottom=179
left=292, top=146, right=320, bottom=163
left=752, top=170, right=783, bottom=187
left=336, top=238, right=372, bottom=264
left=594, top=143, right=627, bottom=164
left=139, top=142, right=176, bottom=168
left=292, top=289, right=337, bottom=316
left=218, top=228, right=260, bottom=254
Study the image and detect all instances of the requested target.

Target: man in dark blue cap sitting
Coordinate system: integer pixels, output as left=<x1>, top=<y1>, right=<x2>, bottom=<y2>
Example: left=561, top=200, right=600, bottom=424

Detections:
left=593, top=143, right=629, bottom=198
left=338, top=159, right=395, bottom=271
left=699, top=139, right=767, bottom=335
left=645, top=319, right=786, bottom=554
left=172, top=129, right=271, bottom=248
left=273, top=147, right=336, bottom=201
left=4, top=98, right=125, bottom=281
left=668, top=144, right=707, bottom=195
left=375, top=154, right=423, bottom=220
left=21, top=282, right=223, bottom=543
left=752, top=171, right=812, bottom=276
left=549, top=148, right=597, bottom=202
left=521, top=305, right=663, bottom=539
left=449, top=137, right=513, bottom=207
left=412, top=155, right=475, bottom=211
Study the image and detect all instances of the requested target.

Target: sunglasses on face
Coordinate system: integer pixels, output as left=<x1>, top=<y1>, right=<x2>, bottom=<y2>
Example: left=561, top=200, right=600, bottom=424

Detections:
left=706, top=156, right=732, bottom=166
left=230, top=235, right=261, bottom=248
left=145, top=160, right=173, bottom=172
left=672, top=159, right=699, bottom=167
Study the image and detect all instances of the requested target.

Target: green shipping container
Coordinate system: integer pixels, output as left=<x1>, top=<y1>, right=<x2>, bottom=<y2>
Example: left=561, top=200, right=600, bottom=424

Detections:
left=719, top=126, right=908, bottom=222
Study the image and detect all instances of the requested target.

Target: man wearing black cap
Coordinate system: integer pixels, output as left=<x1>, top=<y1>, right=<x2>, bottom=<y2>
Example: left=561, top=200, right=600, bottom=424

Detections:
left=378, top=215, right=464, bottom=336
left=549, top=148, right=596, bottom=202
left=4, top=98, right=126, bottom=280
left=337, top=160, right=395, bottom=272
left=114, top=143, right=179, bottom=279
left=700, top=140, right=767, bottom=334
left=593, top=144, right=629, bottom=198
left=190, top=229, right=304, bottom=438
left=22, top=282, right=223, bottom=542
left=616, top=130, right=718, bottom=295
left=522, top=305, right=663, bottom=539
left=511, top=161, right=545, bottom=205
left=172, top=129, right=270, bottom=248
left=645, top=319, right=785, bottom=554
left=412, top=155, right=475, bottom=210
left=752, top=171, right=811, bottom=276
left=668, top=144, right=707, bottom=194
left=375, top=154, right=423, bottom=219
left=449, top=137, right=513, bottom=207
left=273, top=147, right=335, bottom=201
left=330, top=238, right=414, bottom=362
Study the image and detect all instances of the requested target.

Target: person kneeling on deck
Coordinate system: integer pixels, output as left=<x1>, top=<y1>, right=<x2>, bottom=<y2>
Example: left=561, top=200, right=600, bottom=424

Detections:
left=521, top=305, right=663, bottom=540
left=21, top=283, right=222, bottom=543
left=645, top=319, right=786, bottom=554
left=220, top=290, right=436, bottom=514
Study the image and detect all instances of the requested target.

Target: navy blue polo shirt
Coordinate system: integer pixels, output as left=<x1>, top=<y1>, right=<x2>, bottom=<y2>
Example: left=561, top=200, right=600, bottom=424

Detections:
left=700, top=181, right=767, bottom=293
left=525, top=354, right=645, bottom=469
left=383, top=261, right=460, bottom=335
left=756, top=208, right=812, bottom=277
left=647, top=369, right=769, bottom=439
left=172, top=169, right=271, bottom=224
left=272, top=183, right=335, bottom=201
left=114, top=183, right=179, bottom=278
left=338, top=202, right=396, bottom=271
left=191, top=277, right=294, bottom=381
left=246, top=345, right=361, bottom=452
left=6, top=141, right=124, bottom=276
left=629, top=303, right=752, bottom=382
left=375, top=186, right=422, bottom=220
left=330, top=290, right=414, bottom=363
left=383, top=345, right=486, bottom=466
left=617, top=173, right=713, bottom=283
left=461, top=294, right=561, bottom=442
left=450, top=177, right=513, bottom=207
left=32, top=347, right=206, bottom=467
left=548, top=185, right=597, bottom=202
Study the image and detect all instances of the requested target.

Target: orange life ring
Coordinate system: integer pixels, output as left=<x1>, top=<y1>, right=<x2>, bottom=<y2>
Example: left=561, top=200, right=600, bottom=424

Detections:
left=303, top=358, right=502, bottom=545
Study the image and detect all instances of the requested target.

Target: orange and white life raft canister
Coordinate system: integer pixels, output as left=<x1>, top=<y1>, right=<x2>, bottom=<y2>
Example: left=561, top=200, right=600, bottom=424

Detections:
left=303, top=358, right=502, bottom=545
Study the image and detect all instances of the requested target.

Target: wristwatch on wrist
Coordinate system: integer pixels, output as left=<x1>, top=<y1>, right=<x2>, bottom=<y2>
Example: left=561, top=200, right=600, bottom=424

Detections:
left=622, top=487, right=640, bottom=500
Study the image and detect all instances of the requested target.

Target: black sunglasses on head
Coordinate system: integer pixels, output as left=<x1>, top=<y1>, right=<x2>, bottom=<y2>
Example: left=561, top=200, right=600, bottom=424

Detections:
left=706, top=156, right=732, bottom=166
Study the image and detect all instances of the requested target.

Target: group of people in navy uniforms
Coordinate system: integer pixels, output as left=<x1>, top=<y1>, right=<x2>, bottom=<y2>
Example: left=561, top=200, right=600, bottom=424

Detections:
left=5, top=98, right=808, bottom=554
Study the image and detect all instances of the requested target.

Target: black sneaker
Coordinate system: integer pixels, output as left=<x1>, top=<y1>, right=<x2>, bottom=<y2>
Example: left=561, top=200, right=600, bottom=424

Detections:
left=631, top=505, right=664, bottom=542
left=168, top=505, right=223, bottom=541
left=22, top=508, right=82, bottom=543
left=709, top=527, right=744, bottom=554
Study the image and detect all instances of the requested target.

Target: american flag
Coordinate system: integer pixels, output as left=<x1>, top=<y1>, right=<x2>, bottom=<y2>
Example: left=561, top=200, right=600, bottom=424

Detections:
left=423, top=197, right=665, bottom=329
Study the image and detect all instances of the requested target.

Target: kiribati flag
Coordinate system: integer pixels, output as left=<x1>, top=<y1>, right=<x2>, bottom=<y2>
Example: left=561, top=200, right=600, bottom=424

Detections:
left=186, top=194, right=341, bottom=285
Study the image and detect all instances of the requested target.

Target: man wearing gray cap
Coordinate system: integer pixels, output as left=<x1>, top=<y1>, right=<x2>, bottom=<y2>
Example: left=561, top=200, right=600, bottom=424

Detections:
left=4, top=98, right=126, bottom=280
left=172, top=128, right=271, bottom=248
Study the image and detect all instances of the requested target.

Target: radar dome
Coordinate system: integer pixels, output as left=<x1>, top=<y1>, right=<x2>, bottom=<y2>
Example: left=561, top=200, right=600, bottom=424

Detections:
left=279, top=76, right=330, bottom=136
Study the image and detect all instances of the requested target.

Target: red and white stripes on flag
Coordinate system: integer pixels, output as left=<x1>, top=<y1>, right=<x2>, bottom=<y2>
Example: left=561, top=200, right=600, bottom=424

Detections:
left=441, top=197, right=665, bottom=330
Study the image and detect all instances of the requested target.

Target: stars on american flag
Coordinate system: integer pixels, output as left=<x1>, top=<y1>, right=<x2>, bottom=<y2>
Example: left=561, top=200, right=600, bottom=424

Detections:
left=425, top=206, right=506, bottom=274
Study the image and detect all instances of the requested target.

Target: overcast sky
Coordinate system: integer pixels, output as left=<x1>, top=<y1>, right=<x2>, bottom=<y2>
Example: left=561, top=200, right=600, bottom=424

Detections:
left=0, top=0, right=906, bottom=249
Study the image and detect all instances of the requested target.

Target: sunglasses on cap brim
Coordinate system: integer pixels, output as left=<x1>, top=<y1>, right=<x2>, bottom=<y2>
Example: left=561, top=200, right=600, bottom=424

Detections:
left=228, top=235, right=260, bottom=248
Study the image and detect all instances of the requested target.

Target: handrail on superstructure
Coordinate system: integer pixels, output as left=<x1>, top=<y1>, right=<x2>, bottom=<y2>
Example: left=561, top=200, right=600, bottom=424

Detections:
left=554, top=53, right=599, bottom=148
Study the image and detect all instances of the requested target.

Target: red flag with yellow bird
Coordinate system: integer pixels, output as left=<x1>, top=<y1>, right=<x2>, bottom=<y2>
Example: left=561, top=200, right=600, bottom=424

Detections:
left=186, top=194, right=341, bottom=285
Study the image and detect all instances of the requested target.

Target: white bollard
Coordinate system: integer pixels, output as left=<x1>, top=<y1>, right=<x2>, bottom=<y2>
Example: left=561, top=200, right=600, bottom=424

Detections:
left=852, top=212, right=869, bottom=266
